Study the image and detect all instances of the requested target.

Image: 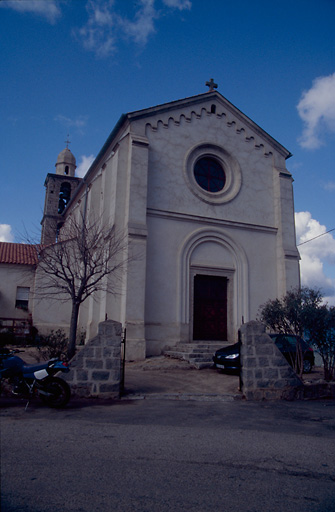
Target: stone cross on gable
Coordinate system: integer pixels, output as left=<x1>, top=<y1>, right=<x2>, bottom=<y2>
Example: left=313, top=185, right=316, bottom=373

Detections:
left=206, top=78, right=218, bottom=92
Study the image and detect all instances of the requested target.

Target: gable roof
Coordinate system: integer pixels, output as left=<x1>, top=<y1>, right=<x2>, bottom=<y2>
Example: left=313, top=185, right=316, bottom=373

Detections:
left=0, top=242, right=38, bottom=265
left=92, top=91, right=291, bottom=170
left=68, top=90, right=293, bottom=208
left=127, top=91, right=292, bottom=158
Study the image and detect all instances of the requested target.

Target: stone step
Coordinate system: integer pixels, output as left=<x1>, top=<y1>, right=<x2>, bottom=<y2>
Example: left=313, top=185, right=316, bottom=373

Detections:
left=164, top=341, right=228, bottom=368
left=164, top=353, right=213, bottom=362
left=165, top=348, right=216, bottom=356
left=173, top=342, right=225, bottom=348
left=188, top=354, right=214, bottom=360
left=164, top=351, right=215, bottom=359
left=165, top=343, right=224, bottom=353
left=193, top=361, right=214, bottom=369
left=164, top=350, right=195, bottom=360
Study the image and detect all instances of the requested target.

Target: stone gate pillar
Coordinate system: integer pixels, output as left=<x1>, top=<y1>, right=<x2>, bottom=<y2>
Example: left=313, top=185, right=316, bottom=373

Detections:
left=64, top=320, right=122, bottom=398
left=239, top=321, right=303, bottom=400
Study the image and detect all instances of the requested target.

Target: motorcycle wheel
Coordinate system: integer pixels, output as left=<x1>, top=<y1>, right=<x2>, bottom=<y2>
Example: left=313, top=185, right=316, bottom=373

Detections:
left=39, top=377, right=71, bottom=408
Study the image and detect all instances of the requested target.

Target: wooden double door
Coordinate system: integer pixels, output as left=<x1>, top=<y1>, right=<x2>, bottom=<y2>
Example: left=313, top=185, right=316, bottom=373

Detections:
left=193, top=274, right=228, bottom=341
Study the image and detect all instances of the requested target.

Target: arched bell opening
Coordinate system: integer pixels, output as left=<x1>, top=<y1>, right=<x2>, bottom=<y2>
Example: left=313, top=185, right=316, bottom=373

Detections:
left=58, top=182, right=71, bottom=214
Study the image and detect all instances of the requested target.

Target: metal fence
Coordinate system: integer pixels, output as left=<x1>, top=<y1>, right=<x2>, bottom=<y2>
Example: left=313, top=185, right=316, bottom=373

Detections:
left=0, top=317, right=34, bottom=344
left=119, top=327, right=126, bottom=396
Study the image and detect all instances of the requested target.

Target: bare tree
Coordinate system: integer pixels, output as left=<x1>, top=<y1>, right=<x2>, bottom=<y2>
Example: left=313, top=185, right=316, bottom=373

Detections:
left=35, top=215, right=129, bottom=359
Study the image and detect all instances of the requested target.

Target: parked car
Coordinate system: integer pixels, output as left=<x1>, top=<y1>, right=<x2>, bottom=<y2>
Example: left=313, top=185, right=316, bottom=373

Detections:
left=213, top=334, right=315, bottom=374
left=268, top=334, right=315, bottom=374
left=213, top=342, right=241, bottom=373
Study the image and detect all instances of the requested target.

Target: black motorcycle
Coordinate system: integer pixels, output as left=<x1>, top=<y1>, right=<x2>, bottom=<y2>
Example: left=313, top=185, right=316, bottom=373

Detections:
left=0, top=348, right=71, bottom=408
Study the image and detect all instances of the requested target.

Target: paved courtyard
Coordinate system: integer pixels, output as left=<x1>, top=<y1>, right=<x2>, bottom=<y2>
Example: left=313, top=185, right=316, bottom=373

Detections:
left=123, top=355, right=242, bottom=400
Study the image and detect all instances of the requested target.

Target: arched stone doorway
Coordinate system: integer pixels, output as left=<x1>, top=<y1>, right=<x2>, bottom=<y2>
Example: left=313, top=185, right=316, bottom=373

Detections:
left=179, top=228, right=249, bottom=343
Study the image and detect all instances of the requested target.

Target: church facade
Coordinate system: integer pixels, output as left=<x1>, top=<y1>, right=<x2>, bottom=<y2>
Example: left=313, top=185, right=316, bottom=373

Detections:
left=38, top=87, right=300, bottom=360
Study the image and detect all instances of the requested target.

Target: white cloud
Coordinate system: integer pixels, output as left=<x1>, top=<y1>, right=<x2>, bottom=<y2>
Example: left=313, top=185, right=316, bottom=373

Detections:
left=0, top=0, right=61, bottom=24
left=75, top=0, right=192, bottom=57
left=297, top=73, right=335, bottom=149
left=295, top=211, right=335, bottom=304
left=76, top=154, right=95, bottom=178
left=323, top=181, right=335, bottom=192
left=54, top=114, right=89, bottom=136
left=54, top=114, right=88, bottom=129
left=0, top=224, right=14, bottom=242
left=120, top=0, right=157, bottom=46
left=163, top=0, right=192, bottom=9
left=76, top=0, right=117, bottom=58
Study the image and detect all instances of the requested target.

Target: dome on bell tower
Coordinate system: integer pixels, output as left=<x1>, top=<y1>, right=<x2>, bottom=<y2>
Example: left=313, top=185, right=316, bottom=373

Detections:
left=55, top=147, right=76, bottom=177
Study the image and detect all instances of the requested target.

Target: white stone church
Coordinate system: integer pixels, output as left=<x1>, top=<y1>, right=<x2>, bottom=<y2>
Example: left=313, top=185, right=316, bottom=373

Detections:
left=1, top=83, right=300, bottom=360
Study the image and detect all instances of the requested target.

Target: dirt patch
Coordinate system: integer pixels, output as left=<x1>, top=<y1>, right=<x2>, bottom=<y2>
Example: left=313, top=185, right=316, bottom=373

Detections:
left=124, top=356, right=241, bottom=397
left=122, top=356, right=331, bottom=399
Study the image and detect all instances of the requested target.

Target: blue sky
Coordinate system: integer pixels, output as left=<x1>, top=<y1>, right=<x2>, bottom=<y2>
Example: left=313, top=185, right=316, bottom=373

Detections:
left=0, top=0, right=334, bottom=303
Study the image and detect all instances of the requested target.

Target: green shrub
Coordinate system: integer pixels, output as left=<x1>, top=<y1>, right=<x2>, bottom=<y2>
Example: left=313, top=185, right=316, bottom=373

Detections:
left=0, top=330, right=16, bottom=348
left=38, top=329, right=69, bottom=360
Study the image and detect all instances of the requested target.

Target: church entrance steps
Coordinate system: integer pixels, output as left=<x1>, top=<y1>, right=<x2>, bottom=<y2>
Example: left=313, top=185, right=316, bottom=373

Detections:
left=164, top=342, right=225, bottom=369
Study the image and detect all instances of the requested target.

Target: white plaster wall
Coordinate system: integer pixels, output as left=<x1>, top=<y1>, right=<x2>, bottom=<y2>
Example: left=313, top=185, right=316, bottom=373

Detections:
left=145, top=118, right=276, bottom=229
left=76, top=140, right=129, bottom=342
left=32, top=265, right=72, bottom=336
left=76, top=133, right=150, bottom=359
left=129, top=98, right=298, bottom=356
left=144, top=212, right=280, bottom=355
left=0, top=264, right=35, bottom=320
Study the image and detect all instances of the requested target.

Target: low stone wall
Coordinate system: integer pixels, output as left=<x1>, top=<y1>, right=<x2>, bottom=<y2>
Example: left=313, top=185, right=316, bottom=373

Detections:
left=240, top=321, right=304, bottom=400
left=303, top=381, right=335, bottom=400
left=63, top=320, right=122, bottom=398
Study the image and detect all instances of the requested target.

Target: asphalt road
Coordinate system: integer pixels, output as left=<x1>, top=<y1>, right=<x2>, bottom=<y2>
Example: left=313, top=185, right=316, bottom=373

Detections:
left=1, top=397, right=335, bottom=512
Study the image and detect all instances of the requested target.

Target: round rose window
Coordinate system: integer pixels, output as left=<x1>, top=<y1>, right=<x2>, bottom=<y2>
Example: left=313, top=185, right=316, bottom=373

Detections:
left=194, top=157, right=226, bottom=193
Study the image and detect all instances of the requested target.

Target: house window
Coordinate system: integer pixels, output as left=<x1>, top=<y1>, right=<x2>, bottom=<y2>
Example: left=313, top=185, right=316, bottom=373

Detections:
left=15, top=287, right=30, bottom=311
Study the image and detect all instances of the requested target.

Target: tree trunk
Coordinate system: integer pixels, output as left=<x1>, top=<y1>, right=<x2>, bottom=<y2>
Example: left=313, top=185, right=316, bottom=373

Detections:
left=67, top=302, right=80, bottom=360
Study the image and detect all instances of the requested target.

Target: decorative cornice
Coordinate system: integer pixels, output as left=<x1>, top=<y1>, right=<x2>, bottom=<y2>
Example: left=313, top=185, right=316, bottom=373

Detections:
left=131, top=133, right=149, bottom=148
left=44, top=173, right=82, bottom=187
left=144, top=105, right=276, bottom=159
left=128, top=222, right=148, bottom=239
left=284, top=248, right=300, bottom=260
left=147, top=208, right=278, bottom=235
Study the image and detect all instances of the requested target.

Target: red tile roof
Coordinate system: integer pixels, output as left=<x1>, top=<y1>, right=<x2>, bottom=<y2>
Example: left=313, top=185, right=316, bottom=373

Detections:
left=0, top=242, right=38, bottom=265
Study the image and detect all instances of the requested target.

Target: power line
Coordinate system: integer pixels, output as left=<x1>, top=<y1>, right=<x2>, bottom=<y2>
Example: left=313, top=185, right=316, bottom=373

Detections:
left=297, top=228, right=335, bottom=246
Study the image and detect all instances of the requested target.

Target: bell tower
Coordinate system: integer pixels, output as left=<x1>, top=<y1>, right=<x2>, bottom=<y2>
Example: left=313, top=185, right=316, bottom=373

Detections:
left=41, top=144, right=81, bottom=245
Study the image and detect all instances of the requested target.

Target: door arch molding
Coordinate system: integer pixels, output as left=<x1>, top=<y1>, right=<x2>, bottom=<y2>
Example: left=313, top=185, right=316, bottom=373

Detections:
left=178, top=228, right=249, bottom=340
